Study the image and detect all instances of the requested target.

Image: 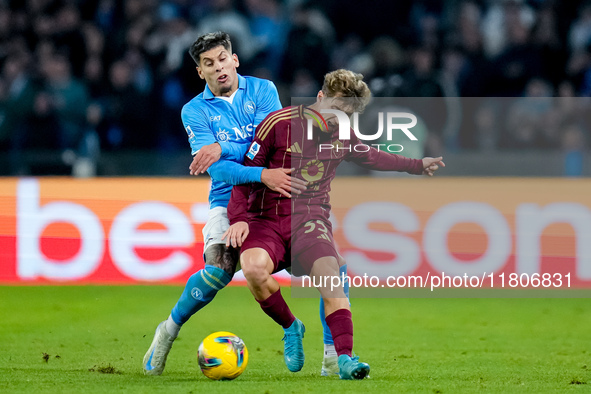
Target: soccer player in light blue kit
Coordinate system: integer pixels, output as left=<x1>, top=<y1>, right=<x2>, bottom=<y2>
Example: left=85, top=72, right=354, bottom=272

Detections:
left=143, top=31, right=341, bottom=376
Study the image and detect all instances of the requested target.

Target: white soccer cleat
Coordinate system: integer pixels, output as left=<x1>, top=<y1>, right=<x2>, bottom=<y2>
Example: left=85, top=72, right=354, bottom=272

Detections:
left=143, top=321, right=176, bottom=375
left=321, top=353, right=339, bottom=376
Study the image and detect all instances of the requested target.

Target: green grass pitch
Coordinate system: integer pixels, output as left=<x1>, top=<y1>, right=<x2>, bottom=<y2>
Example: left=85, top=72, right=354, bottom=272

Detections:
left=1, top=285, right=590, bottom=393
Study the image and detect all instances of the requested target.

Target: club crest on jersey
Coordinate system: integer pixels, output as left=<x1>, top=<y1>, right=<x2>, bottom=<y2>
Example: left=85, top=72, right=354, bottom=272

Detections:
left=244, top=101, right=256, bottom=114
left=216, top=128, right=230, bottom=141
left=246, top=142, right=260, bottom=160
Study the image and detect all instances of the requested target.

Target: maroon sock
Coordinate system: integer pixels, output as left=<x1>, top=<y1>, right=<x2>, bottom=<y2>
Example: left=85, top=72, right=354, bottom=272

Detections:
left=325, top=309, right=353, bottom=357
left=257, top=289, right=296, bottom=329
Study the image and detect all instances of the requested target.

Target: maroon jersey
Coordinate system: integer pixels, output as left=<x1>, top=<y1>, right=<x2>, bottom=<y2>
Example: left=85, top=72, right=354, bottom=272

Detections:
left=227, top=105, right=423, bottom=225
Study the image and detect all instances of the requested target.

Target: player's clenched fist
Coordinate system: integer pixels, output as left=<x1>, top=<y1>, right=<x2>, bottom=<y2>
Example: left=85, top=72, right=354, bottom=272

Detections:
left=422, top=156, right=445, bottom=176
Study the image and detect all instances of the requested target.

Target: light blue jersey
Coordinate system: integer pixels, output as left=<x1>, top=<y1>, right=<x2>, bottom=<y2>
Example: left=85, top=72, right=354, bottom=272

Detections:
left=182, top=74, right=282, bottom=208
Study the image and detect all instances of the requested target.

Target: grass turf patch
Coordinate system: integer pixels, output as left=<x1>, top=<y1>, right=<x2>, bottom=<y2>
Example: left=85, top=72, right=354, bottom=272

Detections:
left=0, top=285, right=590, bottom=393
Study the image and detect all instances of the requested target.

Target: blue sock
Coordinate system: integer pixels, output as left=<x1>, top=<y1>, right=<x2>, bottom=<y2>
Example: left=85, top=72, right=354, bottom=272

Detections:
left=171, top=265, right=231, bottom=325
left=320, top=265, right=350, bottom=345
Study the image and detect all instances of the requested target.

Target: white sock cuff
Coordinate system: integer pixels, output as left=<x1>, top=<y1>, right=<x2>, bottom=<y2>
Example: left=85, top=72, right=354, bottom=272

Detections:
left=324, top=343, right=337, bottom=357
left=165, top=315, right=181, bottom=338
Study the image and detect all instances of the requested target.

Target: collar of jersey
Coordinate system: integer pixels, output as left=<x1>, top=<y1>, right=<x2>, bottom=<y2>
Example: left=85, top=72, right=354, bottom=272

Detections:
left=203, top=74, right=246, bottom=100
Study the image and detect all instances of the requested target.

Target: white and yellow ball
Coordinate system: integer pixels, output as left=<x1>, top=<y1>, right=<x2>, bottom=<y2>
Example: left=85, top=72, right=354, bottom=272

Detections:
left=197, top=331, right=248, bottom=380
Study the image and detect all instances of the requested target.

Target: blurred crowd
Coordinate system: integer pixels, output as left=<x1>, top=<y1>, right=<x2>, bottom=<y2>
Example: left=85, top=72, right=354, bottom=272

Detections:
left=0, top=0, right=590, bottom=175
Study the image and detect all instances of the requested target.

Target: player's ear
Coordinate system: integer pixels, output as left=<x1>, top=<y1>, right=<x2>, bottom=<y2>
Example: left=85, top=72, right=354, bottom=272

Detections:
left=317, top=90, right=324, bottom=101
left=196, top=66, right=205, bottom=80
left=233, top=53, right=239, bottom=68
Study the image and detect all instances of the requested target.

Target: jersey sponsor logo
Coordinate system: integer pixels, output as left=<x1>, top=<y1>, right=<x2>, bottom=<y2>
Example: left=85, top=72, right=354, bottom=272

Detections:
left=210, top=115, right=222, bottom=121
left=232, top=124, right=254, bottom=140
left=246, top=142, right=260, bottom=160
left=216, top=128, right=231, bottom=142
left=214, top=125, right=255, bottom=142
left=244, top=101, right=256, bottom=114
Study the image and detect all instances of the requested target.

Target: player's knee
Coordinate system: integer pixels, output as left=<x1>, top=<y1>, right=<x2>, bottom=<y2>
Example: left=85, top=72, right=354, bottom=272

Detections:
left=311, top=256, right=340, bottom=276
left=204, top=244, right=238, bottom=277
left=240, top=250, right=270, bottom=282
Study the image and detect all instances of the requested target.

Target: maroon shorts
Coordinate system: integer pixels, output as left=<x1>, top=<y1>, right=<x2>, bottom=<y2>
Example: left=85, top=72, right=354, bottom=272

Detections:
left=241, top=214, right=338, bottom=276
left=241, top=215, right=291, bottom=273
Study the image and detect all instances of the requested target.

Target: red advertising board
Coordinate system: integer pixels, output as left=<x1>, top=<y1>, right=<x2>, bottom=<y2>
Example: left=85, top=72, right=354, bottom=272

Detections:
left=0, top=178, right=209, bottom=283
left=1, top=177, right=590, bottom=288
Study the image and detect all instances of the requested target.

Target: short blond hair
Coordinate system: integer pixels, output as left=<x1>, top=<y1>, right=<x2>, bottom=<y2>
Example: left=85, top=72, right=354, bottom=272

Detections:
left=321, top=69, right=371, bottom=112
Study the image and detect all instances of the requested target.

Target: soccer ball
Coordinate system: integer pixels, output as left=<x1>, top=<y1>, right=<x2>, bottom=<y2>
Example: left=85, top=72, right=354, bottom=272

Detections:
left=197, top=331, right=248, bottom=380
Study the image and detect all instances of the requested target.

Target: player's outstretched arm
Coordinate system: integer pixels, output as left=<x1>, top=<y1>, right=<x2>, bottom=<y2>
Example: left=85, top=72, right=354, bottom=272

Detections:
left=421, top=156, right=445, bottom=176
left=222, top=221, right=249, bottom=248
left=346, top=135, right=444, bottom=176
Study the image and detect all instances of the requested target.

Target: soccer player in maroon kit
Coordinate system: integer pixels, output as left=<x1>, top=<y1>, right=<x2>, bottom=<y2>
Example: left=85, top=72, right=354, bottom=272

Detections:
left=224, top=69, right=444, bottom=379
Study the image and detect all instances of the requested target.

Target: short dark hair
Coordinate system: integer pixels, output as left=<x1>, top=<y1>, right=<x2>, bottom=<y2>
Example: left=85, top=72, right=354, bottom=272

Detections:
left=189, top=31, right=232, bottom=65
